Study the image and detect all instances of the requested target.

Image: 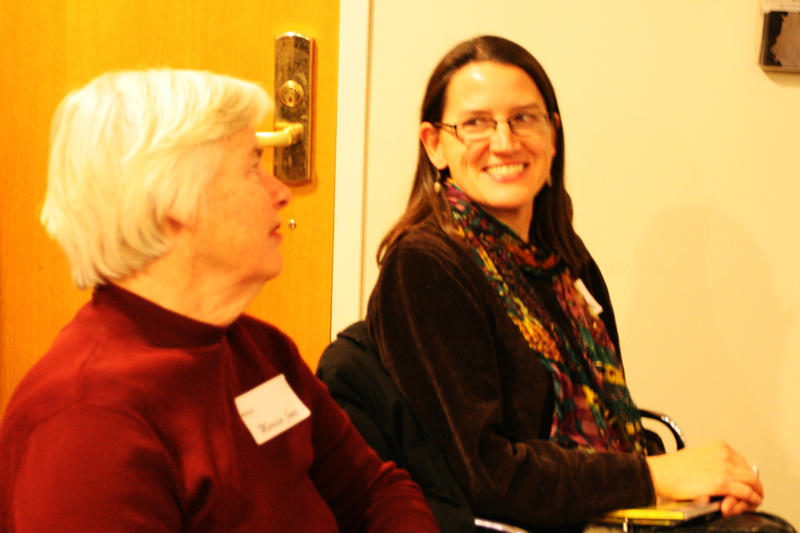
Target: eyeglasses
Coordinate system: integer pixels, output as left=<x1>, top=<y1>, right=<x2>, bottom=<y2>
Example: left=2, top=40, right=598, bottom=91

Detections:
left=434, top=111, right=552, bottom=143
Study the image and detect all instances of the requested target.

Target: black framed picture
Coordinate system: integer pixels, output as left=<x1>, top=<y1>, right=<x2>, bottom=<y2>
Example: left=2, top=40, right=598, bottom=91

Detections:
left=760, top=1, right=800, bottom=72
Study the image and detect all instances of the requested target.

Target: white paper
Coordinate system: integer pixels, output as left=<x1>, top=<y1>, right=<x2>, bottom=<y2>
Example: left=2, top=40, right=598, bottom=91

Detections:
left=574, top=278, right=603, bottom=317
left=234, top=374, right=311, bottom=445
left=763, top=0, right=800, bottom=13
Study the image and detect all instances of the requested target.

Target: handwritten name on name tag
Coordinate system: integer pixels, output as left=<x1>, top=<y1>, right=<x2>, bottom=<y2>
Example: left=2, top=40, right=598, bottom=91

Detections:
left=234, top=374, right=311, bottom=445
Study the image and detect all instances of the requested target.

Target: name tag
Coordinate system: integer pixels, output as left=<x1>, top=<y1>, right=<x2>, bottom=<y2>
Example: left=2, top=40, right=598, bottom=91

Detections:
left=234, top=374, right=311, bottom=445
left=574, top=278, right=604, bottom=317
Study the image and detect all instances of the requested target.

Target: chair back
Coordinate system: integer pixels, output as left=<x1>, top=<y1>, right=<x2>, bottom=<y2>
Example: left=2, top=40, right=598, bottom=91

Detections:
left=317, top=320, right=478, bottom=533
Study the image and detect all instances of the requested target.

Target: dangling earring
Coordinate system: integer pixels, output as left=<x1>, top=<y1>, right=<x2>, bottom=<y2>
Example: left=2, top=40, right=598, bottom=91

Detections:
left=433, top=168, right=445, bottom=194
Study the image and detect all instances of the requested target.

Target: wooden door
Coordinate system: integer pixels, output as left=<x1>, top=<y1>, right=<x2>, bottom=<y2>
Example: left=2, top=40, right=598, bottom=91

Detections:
left=0, top=0, right=339, bottom=414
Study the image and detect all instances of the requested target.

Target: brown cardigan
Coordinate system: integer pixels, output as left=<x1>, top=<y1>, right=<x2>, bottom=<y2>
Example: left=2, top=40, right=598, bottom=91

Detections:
left=367, top=225, right=655, bottom=529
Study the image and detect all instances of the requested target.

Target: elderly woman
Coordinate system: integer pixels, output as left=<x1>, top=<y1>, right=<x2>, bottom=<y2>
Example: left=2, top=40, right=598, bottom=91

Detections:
left=0, top=69, right=438, bottom=532
left=366, top=36, right=763, bottom=530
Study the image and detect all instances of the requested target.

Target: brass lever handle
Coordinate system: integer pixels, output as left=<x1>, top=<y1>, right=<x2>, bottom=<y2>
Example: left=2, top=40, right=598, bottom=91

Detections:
left=257, top=122, right=303, bottom=147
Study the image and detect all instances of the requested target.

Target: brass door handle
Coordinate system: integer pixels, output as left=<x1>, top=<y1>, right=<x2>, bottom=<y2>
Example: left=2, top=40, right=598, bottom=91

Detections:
left=260, top=32, right=313, bottom=185
left=257, top=123, right=303, bottom=147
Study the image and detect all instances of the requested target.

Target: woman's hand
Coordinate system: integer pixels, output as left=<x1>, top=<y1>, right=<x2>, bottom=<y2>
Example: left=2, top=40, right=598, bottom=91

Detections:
left=646, top=440, right=764, bottom=517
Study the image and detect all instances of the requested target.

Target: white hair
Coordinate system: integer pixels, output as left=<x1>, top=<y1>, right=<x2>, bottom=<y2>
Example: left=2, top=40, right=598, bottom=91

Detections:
left=41, top=69, right=270, bottom=289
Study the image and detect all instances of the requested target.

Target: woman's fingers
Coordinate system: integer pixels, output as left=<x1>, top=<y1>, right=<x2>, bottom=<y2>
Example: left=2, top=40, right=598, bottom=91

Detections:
left=722, top=476, right=763, bottom=508
left=721, top=495, right=759, bottom=517
left=647, top=440, right=764, bottom=514
left=748, top=464, right=764, bottom=499
left=722, top=456, right=763, bottom=503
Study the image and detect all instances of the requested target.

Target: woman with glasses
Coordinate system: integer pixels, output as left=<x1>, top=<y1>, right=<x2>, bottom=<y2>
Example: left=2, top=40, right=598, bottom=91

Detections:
left=366, top=35, right=763, bottom=529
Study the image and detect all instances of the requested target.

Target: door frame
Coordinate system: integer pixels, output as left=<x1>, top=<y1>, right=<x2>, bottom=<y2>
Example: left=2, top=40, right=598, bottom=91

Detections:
left=331, top=0, right=370, bottom=337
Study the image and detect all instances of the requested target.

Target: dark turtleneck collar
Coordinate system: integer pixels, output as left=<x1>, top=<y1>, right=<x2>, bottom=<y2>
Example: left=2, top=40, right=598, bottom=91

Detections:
left=91, top=283, right=228, bottom=349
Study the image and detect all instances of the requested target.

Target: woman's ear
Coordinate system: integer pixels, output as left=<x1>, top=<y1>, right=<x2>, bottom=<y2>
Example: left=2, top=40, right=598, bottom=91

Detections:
left=419, top=122, right=448, bottom=170
left=162, top=209, right=192, bottom=238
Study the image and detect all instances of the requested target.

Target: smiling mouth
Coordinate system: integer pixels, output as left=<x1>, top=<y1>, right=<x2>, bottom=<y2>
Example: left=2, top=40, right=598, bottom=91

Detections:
left=485, top=163, right=526, bottom=179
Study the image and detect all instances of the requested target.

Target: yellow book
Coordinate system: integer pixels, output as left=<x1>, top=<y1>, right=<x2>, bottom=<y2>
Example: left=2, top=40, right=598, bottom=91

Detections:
left=595, top=500, right=722, bottom=526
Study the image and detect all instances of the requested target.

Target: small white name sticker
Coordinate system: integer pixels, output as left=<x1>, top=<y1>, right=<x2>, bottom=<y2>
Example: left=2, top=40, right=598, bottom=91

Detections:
left=574, top=278, right=604, bottom=317
left=234, top=374, right=311, bottom=445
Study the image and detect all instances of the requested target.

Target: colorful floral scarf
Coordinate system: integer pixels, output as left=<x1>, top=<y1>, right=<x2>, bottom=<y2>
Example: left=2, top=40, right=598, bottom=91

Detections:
left=445, top=180, right=645, bottom=454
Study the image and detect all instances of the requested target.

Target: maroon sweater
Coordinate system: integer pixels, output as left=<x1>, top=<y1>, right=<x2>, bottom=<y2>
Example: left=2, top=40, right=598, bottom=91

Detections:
left=0, top=284, right=438, bottom=533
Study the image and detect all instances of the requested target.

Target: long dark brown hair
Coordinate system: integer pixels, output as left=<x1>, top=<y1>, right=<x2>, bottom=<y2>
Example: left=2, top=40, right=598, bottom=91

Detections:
left=377, top=35, right=589, bottom=271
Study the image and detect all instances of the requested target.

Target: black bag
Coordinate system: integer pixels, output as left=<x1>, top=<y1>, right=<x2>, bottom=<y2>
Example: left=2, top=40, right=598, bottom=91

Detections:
left=633, top=512, right=796, bottom=533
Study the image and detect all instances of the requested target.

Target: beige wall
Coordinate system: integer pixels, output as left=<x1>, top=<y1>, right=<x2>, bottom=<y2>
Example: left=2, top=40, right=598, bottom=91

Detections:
left=362, top=0, right=800, bottom=524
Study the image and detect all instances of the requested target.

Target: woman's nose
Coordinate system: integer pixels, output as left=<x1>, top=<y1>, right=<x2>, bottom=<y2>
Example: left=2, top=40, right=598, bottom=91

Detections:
left=489, top=120, right=516, bottom=152
left=265, top=171, right=291, bottom=208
